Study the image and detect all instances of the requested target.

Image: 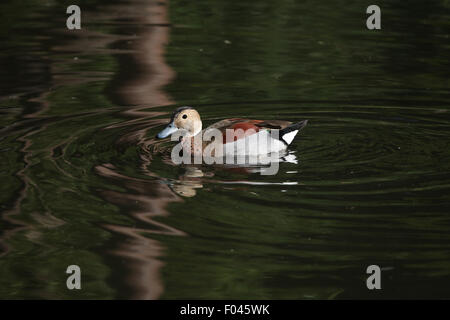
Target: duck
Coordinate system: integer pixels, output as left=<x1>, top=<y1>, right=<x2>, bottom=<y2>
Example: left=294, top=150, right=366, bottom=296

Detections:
left=156, top=106, right=308, bottom=157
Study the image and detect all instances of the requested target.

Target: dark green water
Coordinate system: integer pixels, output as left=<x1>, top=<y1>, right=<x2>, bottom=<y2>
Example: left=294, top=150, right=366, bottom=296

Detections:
left=1, top=0, right=450, bottom=299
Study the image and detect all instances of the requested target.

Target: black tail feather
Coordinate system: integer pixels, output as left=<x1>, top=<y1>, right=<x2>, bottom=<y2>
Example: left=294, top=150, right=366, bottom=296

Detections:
left=279, top=120, right=308, bottom=136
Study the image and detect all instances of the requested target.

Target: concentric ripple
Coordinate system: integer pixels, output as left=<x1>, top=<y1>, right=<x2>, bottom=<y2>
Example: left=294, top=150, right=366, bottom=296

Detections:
left=2, top=100, right=450, bottom=299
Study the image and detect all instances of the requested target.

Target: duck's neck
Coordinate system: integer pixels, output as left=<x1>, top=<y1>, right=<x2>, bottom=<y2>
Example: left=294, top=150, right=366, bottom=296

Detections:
left=191, top=122, right=202, bottom=137
left=181, top=130, right=203, bottom=156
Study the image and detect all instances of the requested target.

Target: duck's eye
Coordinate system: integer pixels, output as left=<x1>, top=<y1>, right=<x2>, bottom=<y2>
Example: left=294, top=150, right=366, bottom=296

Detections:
left=182, top=114, right=187, bottom=119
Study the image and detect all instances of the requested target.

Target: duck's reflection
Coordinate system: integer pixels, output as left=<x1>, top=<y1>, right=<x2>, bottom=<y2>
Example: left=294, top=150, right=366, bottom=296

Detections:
left=166, top=151, right=299, bottom=197
left=170, top=167, right=205, bottom=197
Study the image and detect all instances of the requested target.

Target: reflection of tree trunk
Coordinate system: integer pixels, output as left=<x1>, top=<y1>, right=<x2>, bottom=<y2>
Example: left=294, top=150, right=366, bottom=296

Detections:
left=47, top=0, right=178, bottom=300
left=99, top=0, right=178, bottom=300
left=1, top=0, right=178, bottom=300
left=99, top=0, right=178, bottom=299
left=95, top=164, right=185, bottom=300
left=110, top=0, right=175, bottom=110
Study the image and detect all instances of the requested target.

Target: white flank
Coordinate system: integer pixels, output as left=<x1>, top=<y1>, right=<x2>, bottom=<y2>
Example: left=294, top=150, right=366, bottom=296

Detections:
left=224, top=130, right=287, bottom=156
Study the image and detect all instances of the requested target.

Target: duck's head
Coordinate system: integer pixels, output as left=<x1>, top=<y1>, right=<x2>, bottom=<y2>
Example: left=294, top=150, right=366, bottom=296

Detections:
left=156, top=106, right=202, bottom=139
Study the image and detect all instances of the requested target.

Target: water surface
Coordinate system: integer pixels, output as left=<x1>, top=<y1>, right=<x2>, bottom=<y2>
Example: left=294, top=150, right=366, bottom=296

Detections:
left=0, top=0, right=450, bottom=299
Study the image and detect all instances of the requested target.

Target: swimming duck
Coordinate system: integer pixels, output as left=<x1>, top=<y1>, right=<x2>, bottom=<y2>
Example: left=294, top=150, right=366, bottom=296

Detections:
left=156, top=106, right=308, bottom=156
